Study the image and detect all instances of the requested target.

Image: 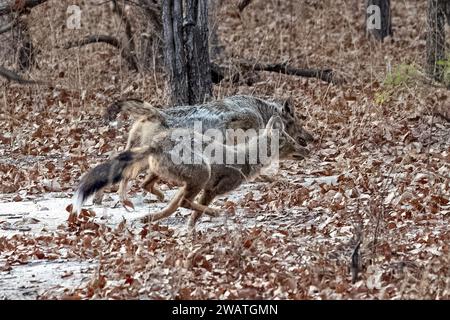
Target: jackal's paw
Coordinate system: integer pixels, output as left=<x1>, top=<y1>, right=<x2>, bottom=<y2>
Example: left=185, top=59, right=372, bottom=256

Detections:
left=187, top=219, right=197, bottom=231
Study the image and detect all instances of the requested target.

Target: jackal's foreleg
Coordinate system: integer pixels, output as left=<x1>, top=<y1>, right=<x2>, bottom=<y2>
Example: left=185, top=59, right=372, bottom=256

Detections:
left=187, top=190, right=217, bottom=228
left=140, top=186, right=186, bottom=223
left=182, top=199, right=220, bottom=217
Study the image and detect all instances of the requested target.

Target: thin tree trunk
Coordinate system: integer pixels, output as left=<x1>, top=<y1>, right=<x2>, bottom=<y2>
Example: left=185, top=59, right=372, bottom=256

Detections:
left=162, top=0, right=189, bottom=105
left=0, top=4, right=14, bottom=64
left=138, top=0, right=163, bottom=71
left=162, top=0, right=212, bottom=105
left=426, top=0, right=446, bottom=81
left=185, top=0, right=212, bottom=103
left=112, top=0, right=139, bottom=72
left=16, top=19, right=34, bottom=71
left=366, top=0, right=392, bottom=41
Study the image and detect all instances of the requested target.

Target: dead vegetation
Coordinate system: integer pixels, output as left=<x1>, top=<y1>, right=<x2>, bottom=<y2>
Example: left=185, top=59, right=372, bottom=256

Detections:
left=0, top=0, right=449, bottom=299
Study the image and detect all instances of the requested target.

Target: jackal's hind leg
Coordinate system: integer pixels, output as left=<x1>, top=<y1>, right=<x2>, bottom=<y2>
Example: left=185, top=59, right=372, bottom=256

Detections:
left=179, top=183, right=207, bottom=214
left=117, top=178, right=134, bottom=211
left=92, top=189, right=104, bottom=205
left=142, top=173, right=164, bottom=202
left=188, top=190, right=217, bottom=228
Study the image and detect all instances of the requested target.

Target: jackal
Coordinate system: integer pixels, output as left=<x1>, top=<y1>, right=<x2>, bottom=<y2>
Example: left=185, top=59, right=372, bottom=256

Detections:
left=72, top=116, right=309, bottom=227
left=94, top=95, right=314, bottom=205
left=105, top=95, right=314, bottom=147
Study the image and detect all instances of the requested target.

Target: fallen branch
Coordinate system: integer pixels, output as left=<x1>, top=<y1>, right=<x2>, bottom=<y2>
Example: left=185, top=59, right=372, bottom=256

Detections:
left=0, top=66, right=46, bottom=85
left=64, top=35, right=121, bottom=49
left=64, top=34, right=138, bottom=72
left=0, top=0, right=47, bottom=15
left=239, top=60, right=336, bottom=84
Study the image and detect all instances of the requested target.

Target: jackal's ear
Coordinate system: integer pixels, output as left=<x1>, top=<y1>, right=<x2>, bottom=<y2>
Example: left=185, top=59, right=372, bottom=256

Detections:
left=282, top=98, right=294, bottom=117
left=267, top=115, right=284, bottom=133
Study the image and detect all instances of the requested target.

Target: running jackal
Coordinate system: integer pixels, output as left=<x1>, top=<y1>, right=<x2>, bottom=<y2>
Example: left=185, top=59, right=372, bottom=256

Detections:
left=94, top=95, right=314, bottom=205
left=72, top=116, right=309, bottom=227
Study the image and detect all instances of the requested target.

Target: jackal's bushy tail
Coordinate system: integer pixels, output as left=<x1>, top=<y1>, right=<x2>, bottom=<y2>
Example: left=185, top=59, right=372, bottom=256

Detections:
left=72, top=148, right=149, bottom=213
left=104, top=99, right=165, bottom=121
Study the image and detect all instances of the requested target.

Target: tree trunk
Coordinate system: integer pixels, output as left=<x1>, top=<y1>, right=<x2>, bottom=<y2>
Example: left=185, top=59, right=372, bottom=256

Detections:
left=162, top=0, right=188, bottom=105
left=366, top=0, right=392, bottom=41
left=15, top=18, right=34, bottom=71
left=445, top=1, right=450, bottom=25
left=162, top=0, right=212, bottom=105
left=185, top=0, right=212, bottom=104
left=0, top=6, right=14, bottom=64
left=426, top=0, right=447, bottom=82
left=138, top=0, right=163, bottom=71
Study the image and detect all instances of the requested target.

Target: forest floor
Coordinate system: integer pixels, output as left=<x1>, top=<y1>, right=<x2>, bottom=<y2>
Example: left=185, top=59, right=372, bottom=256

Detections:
left=0, top=0, right=449, bottom=299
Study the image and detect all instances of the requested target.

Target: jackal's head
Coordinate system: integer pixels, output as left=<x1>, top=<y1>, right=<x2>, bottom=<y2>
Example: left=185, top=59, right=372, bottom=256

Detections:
left=279, top=99, right=315, bottom=147
left=266, top=116, right=310, bottom=161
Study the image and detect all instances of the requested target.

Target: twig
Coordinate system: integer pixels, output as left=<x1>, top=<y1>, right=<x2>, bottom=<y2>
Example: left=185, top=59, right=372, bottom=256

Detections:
left=238, top=60, right=336, bottom=84
left=64, top=35, right=122, bottom=49
left=371, top=164, right=394, bottom=257
left=0, top=66, right=46, bottom=85
left=350, top=200, right=364, bottom=284
left=64, top=34, right=138, bottom=71
left=351, top=239, right=362, bottom=284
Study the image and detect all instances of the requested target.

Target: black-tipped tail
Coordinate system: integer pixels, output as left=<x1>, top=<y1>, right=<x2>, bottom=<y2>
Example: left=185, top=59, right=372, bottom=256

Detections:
left=72, top=151, right=141, bottom=213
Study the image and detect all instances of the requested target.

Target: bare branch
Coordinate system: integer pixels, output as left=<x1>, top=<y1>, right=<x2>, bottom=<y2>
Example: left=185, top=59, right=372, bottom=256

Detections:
left=0, top=66, right=45, bottom=85
left=64, top=35, right=122, bottom=49
left=238, top=60, right=337, bottom=84
left=0, top=0, right=48, bottom=15
left=64, top=34, right=139, bottom=72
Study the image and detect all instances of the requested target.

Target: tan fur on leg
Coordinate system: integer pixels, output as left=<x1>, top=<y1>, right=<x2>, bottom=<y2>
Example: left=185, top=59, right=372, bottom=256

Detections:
left=140, top=186, right=185, bottom=223
left=142, top=173, right=164, bottom=202
left=187, top=191, right=216, bottom=228
left=92, top=189, right=104, bottom=205
left=181, top=200, right=220, bottom=217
